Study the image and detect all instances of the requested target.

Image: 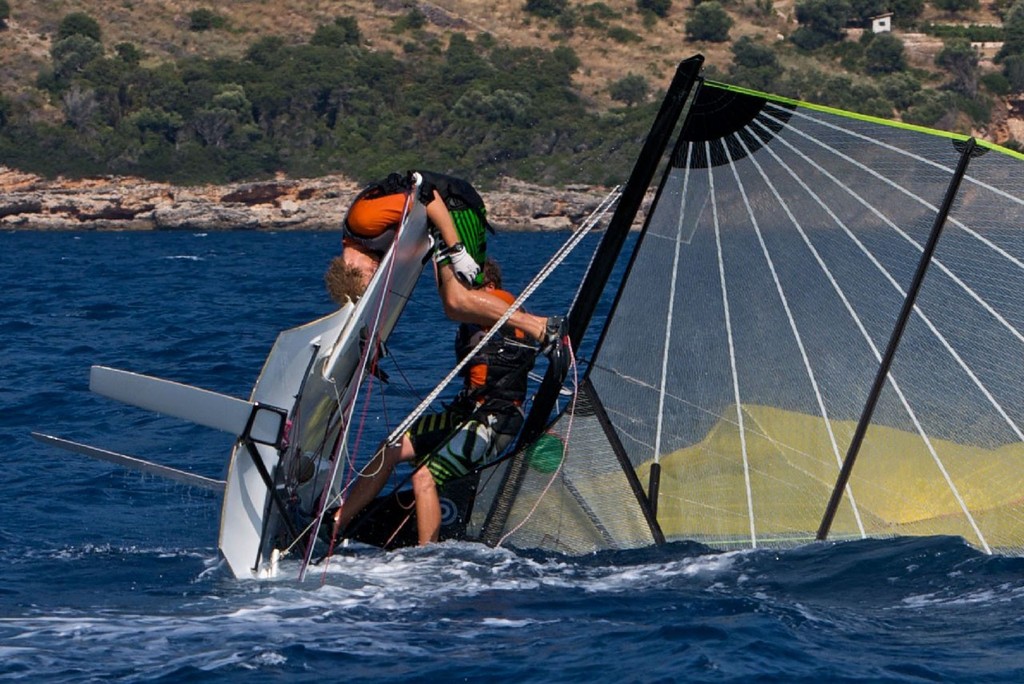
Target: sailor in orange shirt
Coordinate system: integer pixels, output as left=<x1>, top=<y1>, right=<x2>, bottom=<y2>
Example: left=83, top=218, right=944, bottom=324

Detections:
left=330, top=259, right=535, bottom=545
left=324, top=170, right=566, bottom=352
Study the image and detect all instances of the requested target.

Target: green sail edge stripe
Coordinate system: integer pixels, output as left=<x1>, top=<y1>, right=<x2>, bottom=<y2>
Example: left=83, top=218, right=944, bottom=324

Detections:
left=705, top=80, right=1024, bottom=162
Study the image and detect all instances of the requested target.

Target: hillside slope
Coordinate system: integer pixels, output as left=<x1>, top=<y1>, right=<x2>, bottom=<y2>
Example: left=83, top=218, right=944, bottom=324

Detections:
left=0, top=0, right=1019, bottom=181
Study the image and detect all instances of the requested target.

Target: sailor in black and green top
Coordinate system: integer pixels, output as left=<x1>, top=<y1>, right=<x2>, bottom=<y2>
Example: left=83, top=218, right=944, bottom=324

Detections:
left=415, top=171, right=492, bottom=286
left=338, top=168, right=567, bottom=352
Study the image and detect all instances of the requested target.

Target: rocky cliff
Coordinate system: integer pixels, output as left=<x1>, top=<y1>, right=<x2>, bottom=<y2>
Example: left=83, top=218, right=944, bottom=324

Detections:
left=0, top=167, right=626, bottom=233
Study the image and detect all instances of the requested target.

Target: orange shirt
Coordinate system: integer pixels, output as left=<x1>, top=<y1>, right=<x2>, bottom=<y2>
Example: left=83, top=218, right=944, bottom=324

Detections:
left=466, top=289, right=526, bottom=389
left=346, top=192, right=408, bottom=239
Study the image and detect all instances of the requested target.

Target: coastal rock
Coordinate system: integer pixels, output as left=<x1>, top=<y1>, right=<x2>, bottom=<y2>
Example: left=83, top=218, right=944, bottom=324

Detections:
left=0, top=166, right=642, bottom=232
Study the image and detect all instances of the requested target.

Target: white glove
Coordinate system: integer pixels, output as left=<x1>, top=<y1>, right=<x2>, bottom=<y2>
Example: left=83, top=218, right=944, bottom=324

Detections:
left=441, top=242, right=480, bottom=286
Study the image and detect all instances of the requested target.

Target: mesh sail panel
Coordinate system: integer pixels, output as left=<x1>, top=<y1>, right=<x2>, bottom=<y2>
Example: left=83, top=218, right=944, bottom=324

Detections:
left=481, top=76, right=1024, bottom=556
left=583, top=82, right=1024, bottom=553
left=852, top=142, right=1024, bottom=552
left=470, top=386, right=658, bottom=553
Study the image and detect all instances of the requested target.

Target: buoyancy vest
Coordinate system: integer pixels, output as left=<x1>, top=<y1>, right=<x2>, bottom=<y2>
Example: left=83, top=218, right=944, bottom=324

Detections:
left=344, top=171, right=492, bottom=259
left=342, top=173, right=410, bottom=252
left=454, top=289, right=535, bottom=412
left=418, top=170, right=491, bottom=266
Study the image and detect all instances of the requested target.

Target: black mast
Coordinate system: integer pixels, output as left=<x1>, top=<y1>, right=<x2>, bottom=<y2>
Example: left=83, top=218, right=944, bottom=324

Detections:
left=480, top=55, right=705, bottom=545
left=816, top=137, right=980, bottom=541
left=521, top=55, right=706, bottom=447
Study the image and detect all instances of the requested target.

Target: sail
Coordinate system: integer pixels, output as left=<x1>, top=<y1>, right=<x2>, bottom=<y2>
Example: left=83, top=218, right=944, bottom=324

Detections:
left=476, top=58, right=1024, bottom=555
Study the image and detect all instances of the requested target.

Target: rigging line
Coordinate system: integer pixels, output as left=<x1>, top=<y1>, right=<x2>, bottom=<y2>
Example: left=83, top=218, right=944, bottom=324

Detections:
left=707, top=141, right=757, bottom=549
left=382, top=186, right=622, bottom=447
left=761, top=110, right=1024, bottom=336
left=496, top=342, right=579, bottom=548
left=751, top=124, right=989, bottom=551
left=753, top=118, right=1024, bottom=444
left=734, top=130, right=867, bottom=538
left=300, top=186, right=421, bottom=581
left=653, top=146, right=691, bottom=468
left=782, top=106, right=1024, bottom=212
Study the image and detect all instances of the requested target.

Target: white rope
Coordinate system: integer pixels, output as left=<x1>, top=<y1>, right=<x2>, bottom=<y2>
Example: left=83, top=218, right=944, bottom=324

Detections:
left=383, top=185, right=622, bottom=446
left=706, top=142, right=757, bottom=549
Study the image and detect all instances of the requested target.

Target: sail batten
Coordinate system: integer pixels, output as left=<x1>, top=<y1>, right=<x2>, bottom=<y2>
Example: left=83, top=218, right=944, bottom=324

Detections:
left=731, top=128, right=868, bottom=539
left=653, top=146, right=692, bottom=469
left=475, top=63, right=1024, bottom=558
left=756, top=114, right=1024, bottom=470
left=708, top=140, right=758, bottom=548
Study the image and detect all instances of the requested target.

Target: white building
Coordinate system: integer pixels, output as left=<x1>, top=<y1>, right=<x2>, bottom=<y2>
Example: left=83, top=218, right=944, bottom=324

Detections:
left=871, top=13, right=893, bottom=34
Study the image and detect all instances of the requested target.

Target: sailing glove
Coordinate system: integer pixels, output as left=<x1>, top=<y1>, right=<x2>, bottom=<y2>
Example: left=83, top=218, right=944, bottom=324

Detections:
left=437, top=242, right=480, bottom=286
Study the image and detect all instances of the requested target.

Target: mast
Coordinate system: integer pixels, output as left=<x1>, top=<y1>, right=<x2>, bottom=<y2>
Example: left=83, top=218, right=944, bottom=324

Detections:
left=523, top=55, right=706, bottom=446
left=816, top=137, right=980, bottom=541
left=480, top=55, right=705, bottom=546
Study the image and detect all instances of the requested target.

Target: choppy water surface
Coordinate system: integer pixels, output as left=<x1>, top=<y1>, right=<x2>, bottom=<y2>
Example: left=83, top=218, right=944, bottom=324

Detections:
left=3, top=231, right=1024, bottom=682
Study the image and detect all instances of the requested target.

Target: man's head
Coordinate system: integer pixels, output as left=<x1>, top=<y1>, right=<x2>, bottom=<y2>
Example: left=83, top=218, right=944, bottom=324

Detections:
left=325, top=243, right=381, bottom=305
left=480, top=258, right=502, bottom=291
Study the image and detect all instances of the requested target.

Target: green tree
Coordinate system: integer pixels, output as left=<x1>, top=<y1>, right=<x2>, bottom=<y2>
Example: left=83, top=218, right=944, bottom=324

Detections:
left=729, top=36, right=784, bottom=90
left=394, top=8, right=427, bottom=31
left=847, top=0, right=888, bottom=22
left=188, top=9, right=227, bottom=32
left=686, top=1, right=733, bottom=42
left=310, top=16, right=361, bottom=47
left=933, top=0, right=980, bottom=12
left=130, top=107, right=185, bottom=143
left=936, top=38, right=979, bottom=96
left=114, top=42, right=142, bottom=66
left=524, top=0, right=567, bottom=19
left=609, top=73, right=649, bottom=105
left=878, top=71, right=921, bottom=109
left=57, top=12, right=102, bottom=42
left=443, top=33, right=492, bottom=85
left=246, top=36, right=287, bottom=68
left=865, top=33, right=906, bottom=74
left=0, top=95, right=11, bottom=129
left=637, top=0, right=672, bottom=18
left=50, top=34, right=104, bottom=83
left=1003, top=53, right=1024, bottom=91
left=791, top=0, right=851, bottom=50
left=890, top=0, right=925, bottom=27
left=997, top=2, right=1024, bottom=62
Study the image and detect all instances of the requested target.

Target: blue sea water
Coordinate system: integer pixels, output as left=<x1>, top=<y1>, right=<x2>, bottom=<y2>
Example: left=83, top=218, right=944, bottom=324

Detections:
left=3, top=230, right=1024, bottom=682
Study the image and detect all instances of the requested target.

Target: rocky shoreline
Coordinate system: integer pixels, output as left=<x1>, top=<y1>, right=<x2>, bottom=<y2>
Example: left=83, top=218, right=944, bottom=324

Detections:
left=0, top=167, right=630, bottom=233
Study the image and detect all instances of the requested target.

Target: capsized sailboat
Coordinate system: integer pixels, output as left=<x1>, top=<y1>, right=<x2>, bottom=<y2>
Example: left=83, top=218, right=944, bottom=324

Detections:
left=35, top=54, right=1024, bottom=578
left=469, top=55, right=1024, bottom=556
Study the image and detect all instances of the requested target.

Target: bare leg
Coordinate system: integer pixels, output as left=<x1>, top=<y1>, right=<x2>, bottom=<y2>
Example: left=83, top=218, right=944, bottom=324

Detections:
left=334, top=437, right=415, bottom=532
left=435, top=263, right=549, bottom=341
left=411, top=467, right=441, bottom=545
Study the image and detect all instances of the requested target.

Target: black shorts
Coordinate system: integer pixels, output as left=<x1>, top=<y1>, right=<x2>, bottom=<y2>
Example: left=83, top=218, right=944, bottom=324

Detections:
left=407, top=409, right=494, bottom=486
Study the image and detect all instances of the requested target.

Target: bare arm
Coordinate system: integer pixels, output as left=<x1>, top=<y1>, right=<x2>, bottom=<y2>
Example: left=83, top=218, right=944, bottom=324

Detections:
left=435, top=263, right=548, bottom=341
left=424, top=189, right=461, bottom=248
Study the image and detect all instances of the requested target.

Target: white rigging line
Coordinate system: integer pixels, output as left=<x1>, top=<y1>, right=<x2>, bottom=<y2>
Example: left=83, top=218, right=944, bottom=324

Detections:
left=653, top=154, right=691, bottom=467
left=771, top=109, right=1024, bottom=346
left=784, top=106, right=1024, bottom=210
left=707, top=141, right=757, bottom=548
left=757, top=115, right=1024, bottom=444
left=774, top=109, right=1024, bottom=294
left=383, top=186, right=622, bottom=447
left=600, top=372, right=842, bottom=481
left=751, top=120, right=990, bottom=552
left=729, top=132, right=867, bottom=538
